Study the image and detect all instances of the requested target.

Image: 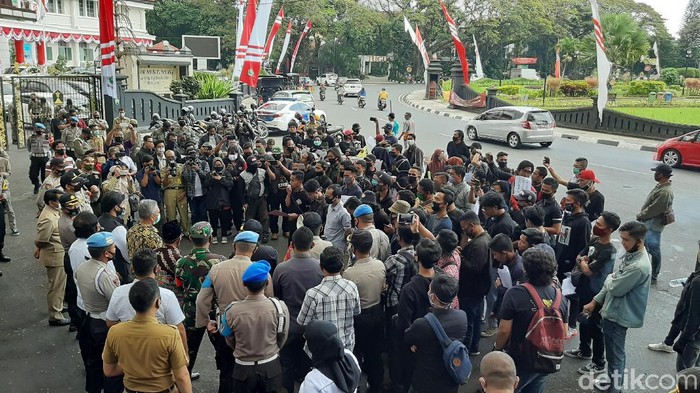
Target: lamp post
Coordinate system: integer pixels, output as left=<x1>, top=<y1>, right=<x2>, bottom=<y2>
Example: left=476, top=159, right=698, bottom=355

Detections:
left=542, top=72, right=548, bottom=106
left=573, top=50, right=579, bottom=79
left=683, top=49, right=692, bottom=96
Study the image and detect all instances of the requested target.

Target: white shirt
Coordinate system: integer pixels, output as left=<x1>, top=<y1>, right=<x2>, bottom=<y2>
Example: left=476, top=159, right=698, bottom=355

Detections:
left=69, top=238, right=116, bottom=311
left=105, top=279, right=184, bottom=325
left=120, top=155, right=137, bottom=174
left=299, top=350, right=359, bottom=393
left=112, top=225, right=129, bottom=263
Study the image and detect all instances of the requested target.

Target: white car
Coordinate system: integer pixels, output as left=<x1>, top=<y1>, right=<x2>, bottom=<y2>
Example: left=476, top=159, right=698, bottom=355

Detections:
left=256, top=100, right=327, bottom=133
left=342, top=79, right=363, bottom=96
left=270, top=90, right=315, bottom=105
left=317, top=73, right=338, bottom=86
left=465, top=106, right=556, bottom=148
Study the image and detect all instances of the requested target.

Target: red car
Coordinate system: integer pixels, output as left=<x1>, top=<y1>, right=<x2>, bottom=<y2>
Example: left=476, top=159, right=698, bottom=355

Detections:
left=654, top=130, right=700, bottom=168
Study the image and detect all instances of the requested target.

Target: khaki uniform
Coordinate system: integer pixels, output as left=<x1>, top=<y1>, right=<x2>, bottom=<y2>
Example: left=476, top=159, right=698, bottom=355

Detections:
left=36, top=173, right=62, bottom=212
left=103, top=315, right=188, bottom=392
left=162, top=164, right=189, bottom=232
left=0, top=156, right=18, bottom=232
left=73, top=137, right=93, bottom=158
left=35, top=205, right=66, bottom=321
left=112, top=116, right=131, bottom=130
left=62, top=126, right=81, bottom=154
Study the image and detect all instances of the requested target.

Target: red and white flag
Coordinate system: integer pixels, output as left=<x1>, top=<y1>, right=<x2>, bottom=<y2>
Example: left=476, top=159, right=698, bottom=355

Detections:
left=289, top=20, right=311, bottom=73
left=263, top=7, right=284, bottom=61
left=590, top=0, right=611, bottom=122
left=555, top=41, right=561, bottom=78
left=232, top=0, right=246, bottom=80
left=275, top=21, right=292, bottom=74
left=30, top=0, right=48, bottom=20
left=98, top=0, right=117, bottom=99
left=415, top=26, right=430, bottom=69
left=239, top=0, right=273, bottom=87
left=439, top=0, right=469, bottom=85
left=233, top=0, right=257, bottom=79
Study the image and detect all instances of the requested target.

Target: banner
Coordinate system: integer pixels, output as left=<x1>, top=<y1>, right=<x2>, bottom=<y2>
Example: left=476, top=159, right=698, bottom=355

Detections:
left=555, top=41, right=561, bottom=78
left=239, top=0, right=274, bottom=87
left=653, top=41, right=661, bottom=75
left=232, top=0, right=246, bottom=79
left=439, top=0, right=469, bottom=85
left=275, top=21, right=292, bottom=74
left=590, top=0, right=612, bottom=122
left=263, top=7, right=283, bottom=60
left=449, top=91, right=486, bottom=108
left=289, top=20, right=311, bottom=73
left=98, top=0, right=117, bottom=99
left=233, top=0, right=257, bottom=79
left=473, top=35, right=485, bottom=80
left=415, top=26, right=430, bottom=69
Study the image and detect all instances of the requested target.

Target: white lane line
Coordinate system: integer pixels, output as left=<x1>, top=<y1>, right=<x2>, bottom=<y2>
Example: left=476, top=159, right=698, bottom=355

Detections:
left=591, top=162, right=649, bottom=175
left=350, top=107, right=358, bottom=111
left=437, top=133, right=452, bottom=137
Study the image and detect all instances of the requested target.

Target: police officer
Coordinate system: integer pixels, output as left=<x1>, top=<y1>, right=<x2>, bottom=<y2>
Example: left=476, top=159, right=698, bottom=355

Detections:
left=175, top=221, right=226, bottom=381
left=62, top=116, right=82, bottom=159
left=77, top=155, right=103, bottom=214
left=162, top=149, right=190, bottom=234
left=195, top=231, right=274, bottom=393
left=36, top=158, right=66, bottom=212
left=74, top=128, right=94, bottom=158
left=61, top=171, right=98, bottom=213
left=74, top=231, right=121, bottom=393
left=217, top=260, right=289, bottom=393
left=28, top=123, right=51, bottom=194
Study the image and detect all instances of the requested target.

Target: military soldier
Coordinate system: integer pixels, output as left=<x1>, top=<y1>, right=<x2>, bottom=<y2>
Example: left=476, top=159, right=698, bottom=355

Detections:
left=216, top=260, right=289, bottom=393
left=195, top=231, right=274, bottom=393
left=174, top=116, right=192, bottom=140
left=175, top=221, right=226, bottom=381
left=151, top=120, right=172, bottom=143
left=88, top=111, right=109, bottom=139
left=74, top=231, right=121, bottom=393
left=28, top=123, right=52, bottom=194
left=0, top=149, right=19, bottom=236
left=162, top=149, right=190, bottom=234
left=28, top=93, right=42, bottom=123
left=62, top=116, right=82, bottom=159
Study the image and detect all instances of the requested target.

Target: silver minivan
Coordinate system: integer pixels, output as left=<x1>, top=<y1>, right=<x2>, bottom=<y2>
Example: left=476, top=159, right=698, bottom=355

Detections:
left=465, top=106, right=556, bottom=148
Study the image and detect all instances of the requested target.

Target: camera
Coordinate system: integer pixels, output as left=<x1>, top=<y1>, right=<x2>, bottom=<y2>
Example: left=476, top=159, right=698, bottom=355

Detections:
left=398, top=213, right=413, bottom=226
left=369, top=117, right=377, bottom=122
left=227, top=135, right=236, bottom=141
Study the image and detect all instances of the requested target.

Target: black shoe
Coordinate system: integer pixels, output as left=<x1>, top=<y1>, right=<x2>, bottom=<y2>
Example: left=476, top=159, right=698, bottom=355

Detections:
left=33, top=184, right=40, bottom=194
left=651, top=277, right=658, bottom=285
left=68, top=324, right=79, bottom=332
left=0, top=254, right=10, bottom=263
left=48, top=318, right=71, bottom=327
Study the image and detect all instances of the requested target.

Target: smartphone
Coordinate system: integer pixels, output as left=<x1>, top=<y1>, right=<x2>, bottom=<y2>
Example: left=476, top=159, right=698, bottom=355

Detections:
left=369, top=117, right=377, bottom=122
left=398, top=213, right=413, bottom=226
left=543, top=156, right=550, bottom=165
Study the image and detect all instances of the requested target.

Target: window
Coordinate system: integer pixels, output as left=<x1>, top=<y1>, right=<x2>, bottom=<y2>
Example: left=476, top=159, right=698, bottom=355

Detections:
left=58, top=43, right=72, bottom=61
left=46, top=47, right=53, bottom=61
left=47, top=0, right=63, bottom=14
left=78, top=0, right=97, bottom=17
left=80, top=43, right=94, bottom=62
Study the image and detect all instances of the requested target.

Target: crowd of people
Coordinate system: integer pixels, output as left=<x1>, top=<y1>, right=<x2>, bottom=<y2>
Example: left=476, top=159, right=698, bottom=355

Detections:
left=3, top=94, right=700, bottom=393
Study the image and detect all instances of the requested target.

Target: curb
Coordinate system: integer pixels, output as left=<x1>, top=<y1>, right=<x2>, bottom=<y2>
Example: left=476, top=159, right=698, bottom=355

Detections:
left=400, top=92, right=660, bottom=153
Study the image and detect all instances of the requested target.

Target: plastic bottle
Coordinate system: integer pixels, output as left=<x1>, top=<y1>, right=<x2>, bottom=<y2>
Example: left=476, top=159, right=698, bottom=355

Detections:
left=669, top=278, right=687, bottom=288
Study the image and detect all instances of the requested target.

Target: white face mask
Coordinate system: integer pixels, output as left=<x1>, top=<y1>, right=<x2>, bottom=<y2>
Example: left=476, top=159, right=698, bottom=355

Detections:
left=229, top=154, right=238, bottom=161
left=407, top=140, right=415, bottom=146
left=157, top=147, right=165, bottom=154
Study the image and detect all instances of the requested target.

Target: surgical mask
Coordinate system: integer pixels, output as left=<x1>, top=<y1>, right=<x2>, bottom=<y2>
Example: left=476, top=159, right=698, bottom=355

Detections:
left=448, top=175, right=456, bottom=184
left=119, top=113, right=125, bottom=118
left=157, top=147, right=165, bottom=154
left=55, top=149, right=65, bottom=156
left=343, top=177, right=353, bottom=186
left=573, top=167, right=581, bottom=175
left=67, top=209, right=79, bottom=217
left=581, top=182, right=591, bottom=192
left=417, top=193, right=426, bottom=202
left=407, top=140, right=415, bottom=146
left=371, top=179, right=378, bottom=186
left=386, top=147, right=392, bottom=153
left=229, top=154, right=238, bottom=162
left=313, top=140, right=322, bottom=147
left=324, top=196, right=335, bottom=204
left=83, top=164, right=94, bottom=171
left=427, top=291, right=435, bottom=307
left=154, top=213, right=161, bottom=225
left=116, top=206, right=125, bottom=217
left=498, top=161, right=508, bottom=169
left=256, top=147, right=265, bottom=155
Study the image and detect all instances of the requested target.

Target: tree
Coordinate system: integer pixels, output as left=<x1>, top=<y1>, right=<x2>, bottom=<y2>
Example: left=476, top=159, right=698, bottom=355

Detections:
left=679, top=0, right=700, bottom=66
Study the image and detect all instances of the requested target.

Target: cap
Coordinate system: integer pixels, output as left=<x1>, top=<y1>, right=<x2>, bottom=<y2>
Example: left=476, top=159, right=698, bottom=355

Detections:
left=301, top=212, right=323, bottom=229
left=374, top=135, right=384, bottom=143
left=389, top=200, right=411, bottom=214
left=243, top=219, right=263, bottom=234
left=129, top=119, right=138, bottom=126
left=271, top=146, right=283, bottom=154
left=86, top=232, right=115, bottom=248
left=382, top=123, right=392, bottom=130
left=513, top=190, right=537, bottom=203
left=59, top=193, right=81, bottom=210
left=360, top=191, right=377, bottom=205
left=364, top=154, right=376, bottom=163
left=60, top=171, right=83, bottom=187
left=189, top=221, right=213, bottom=239
left=70, top=116, right=79, bottom=122
left=377, top=173, right=392, bottom=186
left=162, top=220, right=182, bottom=243
left=202, top=142, right=215, bottom=148
left=353, top=204, right=373, bottom=218
left=652, top=163, right=673, bottom=177
left=234, top=231, right=260, bottom=243
left=34, top=123, right=46, bottom=130
left=246, top=155, right=258, bottom=166
left=343, top=129, right=353, bottom=136
left=242, top=260, right=271, bottom=284
left=578, top=169, right=600, bottom=183
left=50, top=157, right=66, bottom=168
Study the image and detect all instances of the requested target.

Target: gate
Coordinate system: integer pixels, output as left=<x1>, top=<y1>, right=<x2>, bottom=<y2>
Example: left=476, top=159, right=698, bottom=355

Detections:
left=10, top=75, right=102, bottom=148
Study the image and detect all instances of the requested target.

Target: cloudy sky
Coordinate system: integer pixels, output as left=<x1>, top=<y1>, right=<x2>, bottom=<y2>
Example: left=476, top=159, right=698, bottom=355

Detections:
left=637, top=0, right=688, bottom=36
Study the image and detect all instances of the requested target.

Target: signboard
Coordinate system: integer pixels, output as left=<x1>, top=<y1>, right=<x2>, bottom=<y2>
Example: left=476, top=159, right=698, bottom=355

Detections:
left=512, top=57, right=537, bottom=65
left=182, top=35, right=221, bottom=59
left=138, top=65, right=178, bottom=93
left=53, top=90, right=64, bottom=106
left=449, top=91, right=486, bottom=109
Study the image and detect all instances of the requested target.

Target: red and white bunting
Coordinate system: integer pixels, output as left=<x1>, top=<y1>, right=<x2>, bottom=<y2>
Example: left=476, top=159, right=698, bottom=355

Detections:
left=289, top=20, right=311, bottom=73
left=233, top=0, right=257, bottom=79
left=263, top=7, right=284, bottom=60
left=439, top=0, right=469, bottom=85
left=239, top=0, right=274, bottom=87
left=275, top=21, right=292, bottom=74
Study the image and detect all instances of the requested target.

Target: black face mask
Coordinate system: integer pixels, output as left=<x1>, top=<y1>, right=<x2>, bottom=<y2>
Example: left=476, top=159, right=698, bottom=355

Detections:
left=452, top=137, right=460, bottom=142
left=324, top=196, right=335, bottom=204
left=498, top=161, right=508, bottom=169
left=247, top=164, right=258, bottom=173
left=55, top=149, right=65, bottom=156
left=565, top=203, right=575, bottom=212
left=114, top=137, right=123, bottom=143
left=214, top=166, right=224, bottom=172
left=408, top=176, right=417, bottom=184
left=316, top=171, right=324, bottom=177
left=243, top=152, right=252, bottom=158
left=540, top=192, right=553, bottom=199
left=432, top=202, right=443, bottom=213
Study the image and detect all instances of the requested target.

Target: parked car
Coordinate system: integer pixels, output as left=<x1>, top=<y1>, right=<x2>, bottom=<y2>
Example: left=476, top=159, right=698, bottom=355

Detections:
left=317, top=73, right=338, bottom=86
left=255, top=100, right=327, bottom=133
left=271, top=90, right=315, bottom=105
left=465, top=106, right=556, bottom=148
left=342, top=78, right=363, bottom=96
left=654, top=130, right=700, bottom=168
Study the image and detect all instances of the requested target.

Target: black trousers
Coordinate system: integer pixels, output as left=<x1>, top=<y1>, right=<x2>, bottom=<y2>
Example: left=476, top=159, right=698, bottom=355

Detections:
left=354, top=304, right=385, bottom=393
left=187, top=326, right=207, bottom=372
left=231, top=190, right=245, bottom=232
left=213, top=332, right=236, bottom=393
left=0, top=201, right=6, bottom=253
left=232, top=358, right=283, bottom=393
left=280, top=332, right=311, bottom=393
left=78, top=316, right=122, bottom=393
left=579, top=311, right=605, bottom=367
left=245, top=197, right=270, bottom=239
left=29, top=155, right=48, bottom=186
left=208, top=208, right=233, bottom=237
left=63, top=253, right=80, bottom=327
left=267, top=191, right=285, bottom=235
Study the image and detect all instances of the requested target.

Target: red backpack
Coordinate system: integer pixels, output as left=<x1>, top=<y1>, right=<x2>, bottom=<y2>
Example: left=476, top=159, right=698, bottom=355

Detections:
left=519, top=282, right=565, bottom=374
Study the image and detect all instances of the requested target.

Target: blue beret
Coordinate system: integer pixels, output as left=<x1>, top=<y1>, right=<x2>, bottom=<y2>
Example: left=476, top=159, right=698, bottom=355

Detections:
left=242, top=260, right=271, bottom=284
left=86, top=232, right=115, bottom=248
left=70, top=116, right=79, bottom=122
left=353, top=204, right=373, bottom=218
left=34, top=123, right=46, bottom=129
left=234, top=230, right=260, bottom=243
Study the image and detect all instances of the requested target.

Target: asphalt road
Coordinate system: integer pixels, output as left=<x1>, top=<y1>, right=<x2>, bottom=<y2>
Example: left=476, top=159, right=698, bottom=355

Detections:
left=0, top=83, right=696, bottom=392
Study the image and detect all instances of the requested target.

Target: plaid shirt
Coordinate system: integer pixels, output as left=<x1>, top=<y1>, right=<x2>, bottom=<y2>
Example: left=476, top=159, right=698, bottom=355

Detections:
left=384, top=246, right=414, bottom=309
left=297, top=275, right=361, bottom=350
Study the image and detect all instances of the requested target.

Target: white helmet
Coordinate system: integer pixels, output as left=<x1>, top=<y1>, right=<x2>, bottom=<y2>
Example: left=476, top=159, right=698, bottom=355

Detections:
left=219, top=108, right=227, bottom=115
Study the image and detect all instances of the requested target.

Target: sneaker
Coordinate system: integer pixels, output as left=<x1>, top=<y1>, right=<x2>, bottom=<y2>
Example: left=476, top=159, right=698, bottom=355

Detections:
left=566, top=327, right=578, bottom=339
left=221, top=236, right=228, bottom=244
left=648, top=342, right=674, bottom=353
left=651, top=277, right=658, bottom=286
left=271, top=233, right=278, bottom=240
left=212, top=237, right=218, bottom=244
left=480, top=328, right=497, bottom=338
left=190, top=372, right=200, bottom=381
left=468, top=351, right=481, bottom=356
left=33, top=184, right=40, bottom=194
left=593, top=375, right=612, bottom=391
left=579, top=363, right=606, bottom=375
left=11, top=230, right=19, bottom=236
left=564, top=349, right=593, bottom=360
left=283, top=231, right=289, bottom=238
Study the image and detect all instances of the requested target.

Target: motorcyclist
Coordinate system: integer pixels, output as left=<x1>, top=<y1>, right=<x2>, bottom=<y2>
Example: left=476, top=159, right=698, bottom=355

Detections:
left=319, top=83, right=327, bottom=99
left=358, top=87, right=367, bottom=106
left=378, top=88, right=389, bottom=107
left=336, top=84, right=346, bottom=103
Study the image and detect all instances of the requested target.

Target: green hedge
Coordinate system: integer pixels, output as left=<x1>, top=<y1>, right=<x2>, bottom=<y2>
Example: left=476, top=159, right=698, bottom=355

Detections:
left=496, top=85, right=522, bottom=95
left=560, top=81, right=590, bottom=97
left=626, top=80, right=667, bottom=96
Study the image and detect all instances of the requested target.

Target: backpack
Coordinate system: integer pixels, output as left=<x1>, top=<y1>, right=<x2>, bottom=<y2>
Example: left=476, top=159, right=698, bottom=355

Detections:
left=424, top=312, right=472, bottom=385
left=519, top=282, right=565, bottom=374
left=246, top=170, right=262, bottom=203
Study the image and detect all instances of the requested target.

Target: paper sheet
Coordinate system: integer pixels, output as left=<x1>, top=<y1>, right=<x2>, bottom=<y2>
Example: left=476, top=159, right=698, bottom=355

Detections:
left=497, top=266, right=513, bottom=288
left=562, top=277, right=576, bottom=296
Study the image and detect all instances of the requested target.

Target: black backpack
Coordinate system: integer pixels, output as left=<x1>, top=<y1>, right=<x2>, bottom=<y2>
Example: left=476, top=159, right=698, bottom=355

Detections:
left=246, top=171, right=262, bottom=203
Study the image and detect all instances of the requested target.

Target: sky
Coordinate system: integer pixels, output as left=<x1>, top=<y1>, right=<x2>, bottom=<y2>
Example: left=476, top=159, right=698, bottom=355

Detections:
left=637, top=0, right=688, bottom=36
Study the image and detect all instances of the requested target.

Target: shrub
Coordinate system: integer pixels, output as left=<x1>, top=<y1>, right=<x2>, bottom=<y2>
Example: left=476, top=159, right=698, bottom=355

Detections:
left=496, top=85, right=522, bottom=95
left=584, top=76, right=598, bottom=89
left=560, top=81, right=590, bottom=97
left=546, top=77, right=561, bottom=95
left=685, top=78, right=700, bottom=94
left=194, top=73, right=232, bottom=99
left=679, top=68, right=700, bottom=78
left=661, top=68, right=682, bottom=86
left=626, top=80, right=667, bottom=96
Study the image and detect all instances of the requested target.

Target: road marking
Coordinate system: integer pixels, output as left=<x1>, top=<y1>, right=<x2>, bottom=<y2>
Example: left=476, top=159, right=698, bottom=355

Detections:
left=350, top=107, right=357, bottom=112
left=591, top=162, right=648, bottom=175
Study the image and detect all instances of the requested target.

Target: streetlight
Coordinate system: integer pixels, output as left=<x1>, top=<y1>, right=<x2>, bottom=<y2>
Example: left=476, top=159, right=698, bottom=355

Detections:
left=683, top=49, right=693, bottom=96
left=573, top=50, right=579, bottom=79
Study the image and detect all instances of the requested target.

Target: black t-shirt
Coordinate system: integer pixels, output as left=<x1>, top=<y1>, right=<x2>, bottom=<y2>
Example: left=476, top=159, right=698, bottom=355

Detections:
left=573, top=238, right=616, bottom=303
left=536, top=198, right=563, bottom=228
left=498, top=284, right=569, bottom=367
left=486, top=212, right=518, bottom=240
left=555, top=211, right=592, bottom=274
left=566, top=183, right=605, bottom=222
left=288, top=189, right=311, bottom=215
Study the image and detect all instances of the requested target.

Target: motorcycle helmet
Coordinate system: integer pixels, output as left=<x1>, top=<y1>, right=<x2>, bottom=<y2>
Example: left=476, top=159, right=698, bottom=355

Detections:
left=152, top=113, right=161, bottom=121
left=181, top=107, right=190, bottom=114
left=239, top=104, right=247, bottom=112
left=236, top=111, right=245, bottom=116
left=187, top=105, right=194, bottom=112
left=352, top=123, right=361, bottom=133
left=219, top=108, right=227, bottom=116
left=210, top=111, right=219, bottom=120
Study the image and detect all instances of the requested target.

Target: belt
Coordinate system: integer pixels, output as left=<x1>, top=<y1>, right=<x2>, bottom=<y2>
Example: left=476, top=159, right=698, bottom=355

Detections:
left=125, top=385, right=176, bottom=393
left=31, top=153, right=48, bottom=157
left=235, top=354, right=279, bottom=366
left=164, top=186, right=184, bottom=190
left=88, top=311, right=107, bottom=321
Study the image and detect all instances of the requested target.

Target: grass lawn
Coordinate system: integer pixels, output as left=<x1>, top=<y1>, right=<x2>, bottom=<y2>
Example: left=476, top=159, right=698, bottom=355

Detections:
left=612, top=107, right=700, bottom=126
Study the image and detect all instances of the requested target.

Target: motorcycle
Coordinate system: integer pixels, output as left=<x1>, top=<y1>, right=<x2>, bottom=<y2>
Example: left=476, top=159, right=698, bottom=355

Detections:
left=245, top=108, right=269, bottom=139
left=319, top=90, right=326, bottom=101
left=358, top=96, right=366, bottom=108
left=378, top=98, right=387, bottom=111
left=337, top=94, right=344, bottom=105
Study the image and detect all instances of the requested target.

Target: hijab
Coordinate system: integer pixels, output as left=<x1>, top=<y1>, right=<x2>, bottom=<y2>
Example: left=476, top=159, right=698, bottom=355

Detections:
left=305, top=320, right=361, bottom=393
left=427, top=149, right=446, bottom=175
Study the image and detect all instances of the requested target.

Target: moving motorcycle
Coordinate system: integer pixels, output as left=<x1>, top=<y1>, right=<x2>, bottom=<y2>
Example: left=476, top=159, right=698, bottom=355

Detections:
left=358, top=96, right=366, bottom=108
left=337, top=94, right=344, bottom=105
left=378, top=98, right=387, bottom=111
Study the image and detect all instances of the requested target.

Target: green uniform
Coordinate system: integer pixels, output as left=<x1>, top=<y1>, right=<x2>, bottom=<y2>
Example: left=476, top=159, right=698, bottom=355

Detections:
left=175, top=247, right=226, bottom=328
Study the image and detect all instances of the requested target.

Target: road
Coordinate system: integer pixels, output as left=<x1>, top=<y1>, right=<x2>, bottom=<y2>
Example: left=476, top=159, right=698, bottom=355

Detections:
left=0, top=83, right=696, bottom=392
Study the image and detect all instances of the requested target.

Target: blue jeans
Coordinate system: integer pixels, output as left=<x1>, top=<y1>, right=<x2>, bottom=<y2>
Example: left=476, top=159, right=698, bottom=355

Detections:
left=460, top=296, right=483, bottom=353
left=602, top=318, right=628, bottom=392
left=188, top=196, right=207, bottom=225
left=515, top=370, right=548, bottom=393
left=644, top=224, right=662, bottom=279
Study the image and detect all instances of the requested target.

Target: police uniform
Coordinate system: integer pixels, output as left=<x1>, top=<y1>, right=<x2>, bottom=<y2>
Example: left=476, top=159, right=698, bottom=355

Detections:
left=62, top=117, right=82, bottom=158
left=175, top=222, right=226, bottom=374
left=195, top=231, right=274, bottom=393
left=74, top=133, right=94, bottom=158
left=74, top=232, right=121, bottom=393
left=162, top=163, right=190, bottom=233
left=36, top=172, right=64, bottom=212
left=27, top=124, right=51, bottom=189
left=219, top=261, right=289, bottom=393
left=78, top=169, right=103, bottom=214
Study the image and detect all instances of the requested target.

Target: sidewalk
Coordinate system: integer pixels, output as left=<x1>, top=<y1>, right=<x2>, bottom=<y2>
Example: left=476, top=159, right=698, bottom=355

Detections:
left=400, top=89, right=661, bottom=152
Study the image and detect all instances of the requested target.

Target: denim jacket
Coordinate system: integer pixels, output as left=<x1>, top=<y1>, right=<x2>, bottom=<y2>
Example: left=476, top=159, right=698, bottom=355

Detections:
left=594, top=249, right=652, bottom=328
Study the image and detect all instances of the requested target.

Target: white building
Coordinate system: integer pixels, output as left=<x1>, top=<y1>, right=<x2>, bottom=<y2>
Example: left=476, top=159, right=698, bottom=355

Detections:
left=0, top=0, right=154, bottom=70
